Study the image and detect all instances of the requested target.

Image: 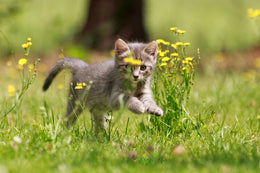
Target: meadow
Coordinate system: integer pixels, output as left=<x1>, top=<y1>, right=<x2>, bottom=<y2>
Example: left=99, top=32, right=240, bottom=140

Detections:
left=0, top=0, right=260, bottom=172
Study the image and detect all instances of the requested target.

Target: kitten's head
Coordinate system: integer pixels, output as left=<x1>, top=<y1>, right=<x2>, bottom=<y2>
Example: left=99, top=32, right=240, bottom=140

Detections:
left=114, top=39, right=158, bottom=82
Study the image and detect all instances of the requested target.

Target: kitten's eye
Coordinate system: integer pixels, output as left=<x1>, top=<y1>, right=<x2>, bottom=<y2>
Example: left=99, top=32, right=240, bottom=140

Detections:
left=140, top=65, right=146, bottom=71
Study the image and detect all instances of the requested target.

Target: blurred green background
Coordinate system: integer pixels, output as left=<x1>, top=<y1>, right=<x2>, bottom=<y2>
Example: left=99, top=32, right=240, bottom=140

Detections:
left=0, top=0, right=260, bottom=58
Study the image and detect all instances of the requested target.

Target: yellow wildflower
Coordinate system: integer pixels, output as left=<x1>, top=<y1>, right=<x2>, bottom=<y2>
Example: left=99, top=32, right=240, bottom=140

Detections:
left=163, top=41, right=170, bottom=46
left=159, top=51, right=165, bottom=57
left=161, top=57, right=170, bottom=62
left=184, top=42, right=190, bottom=46
left=132, top=59, right=142, bottom=66
left=248, top=8, right=260, bottom=19
left=7, top=85, right=15, bottom=97
left=123, top=57, right=133, bottom=63
left=18, top=58, right=27, bottom=66
left=156, top=39, right=165, bottom=44
left=170, top=27, right=176, bottom=31
left=123, top=57, right=142, bottom=66
left=75, top=83, right=84, bottom=90
left=22, top=43, right=28, bottom=49
left=160, top=63, right=167, bottom=67
left=182, top=60, right=189, bottom=64
left=75, top=85, right=83, bottom=90
left=171, top=44, right=177, bottom=49
left=27, top=37, right=32, bottom=42
left=82, top=82, right=86, bottom=86
left=28, top=64, right=34, bottom=70
left=182, top=66, right=190, bottom=72
left=171, top=53, right=178, bottom=57
left=176, top=42, right=183, bottom=46
left=185, top=57, right=193, bottom=61
left=27, top=42, right=32, bottom=46
left=177, top=30, right=186, bottom=34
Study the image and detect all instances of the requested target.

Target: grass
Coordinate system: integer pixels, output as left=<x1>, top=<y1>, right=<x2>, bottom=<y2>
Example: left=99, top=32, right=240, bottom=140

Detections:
left=0, top=60, right=259, bottom=172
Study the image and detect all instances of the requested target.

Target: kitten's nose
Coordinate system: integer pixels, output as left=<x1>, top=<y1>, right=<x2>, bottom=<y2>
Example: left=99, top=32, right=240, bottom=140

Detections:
left=133, top=75, right=139, bottom=79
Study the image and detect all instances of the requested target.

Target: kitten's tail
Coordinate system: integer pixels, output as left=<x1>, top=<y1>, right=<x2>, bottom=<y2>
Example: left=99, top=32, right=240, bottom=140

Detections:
left=42, top=57, right=88, bottom=91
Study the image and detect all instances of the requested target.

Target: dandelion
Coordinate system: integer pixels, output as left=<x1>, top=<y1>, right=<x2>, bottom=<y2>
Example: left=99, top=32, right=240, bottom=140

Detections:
left=22, top=43, right=28, bottom=49
left=18, top=58, right=27, bottom=66
left=171, top=53, right=178, bottom=57
left=248, top=8, right=260, bottom=19
left=170, top=27, right=176, bottom=31
left=7, top=85, right=15, bottom=97
left=27, top=37, right=32, bottom=42
left=28, top=64, right=34, bottom=70
left=162, top=57, right=171, bottom=62
left=184, top=42, right=190, bottom=46
left=160, top=63, right=167, bottom=67
left=75, top=84, right=83, bottom=90
left=171, top=44, right=177, bottom=49
left=176, top=42, right=183, bottom=46
left=156, top=39, right=165, bottom=44
left=27, top=42, right=32, bottom=46
left=123, top=57, right=142, bottom=66
left=185, top=57, right=193, bottom=61
left=176, top=30, right=186, bottom=34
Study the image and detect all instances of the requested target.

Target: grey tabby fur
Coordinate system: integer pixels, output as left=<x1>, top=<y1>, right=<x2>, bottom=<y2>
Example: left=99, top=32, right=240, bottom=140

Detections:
left=43, top=39, right=163, bottom=132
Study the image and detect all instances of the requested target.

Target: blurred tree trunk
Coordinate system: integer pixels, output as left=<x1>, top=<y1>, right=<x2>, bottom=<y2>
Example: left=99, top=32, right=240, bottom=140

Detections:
left=77, top=0, right=147, bottom=51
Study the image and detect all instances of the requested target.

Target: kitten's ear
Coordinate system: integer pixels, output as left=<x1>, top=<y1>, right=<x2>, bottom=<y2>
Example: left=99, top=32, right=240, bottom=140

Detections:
left=115, top=39, right=130, bottom=57
left=144, top=41, right=158, bottom=57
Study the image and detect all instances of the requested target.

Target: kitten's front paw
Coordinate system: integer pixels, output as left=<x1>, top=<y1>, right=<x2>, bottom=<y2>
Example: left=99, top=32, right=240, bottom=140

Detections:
left=147, top=106, right=163, bottom=116
left=127, top=98, right=145, bottom=114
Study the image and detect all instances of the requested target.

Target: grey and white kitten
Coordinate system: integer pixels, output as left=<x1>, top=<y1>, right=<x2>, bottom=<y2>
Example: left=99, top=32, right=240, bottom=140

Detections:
left=43, top=39, right=163, bottom=132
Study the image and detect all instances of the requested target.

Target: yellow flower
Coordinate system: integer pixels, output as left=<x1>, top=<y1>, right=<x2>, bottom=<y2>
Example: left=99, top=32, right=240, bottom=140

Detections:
left=159, top=51, right=165, bottom=57
left=161, top=57, right=170, bottom=62
left=156, top=39, right=165, bottom=44
left=182, top=60, right=189, bottom=64
left=184, top=42, right=190, bottom=46
left=75, top=85, right=83, bottom=90
left=182, top=66, right=190, bottom=72
left=177, top=30, right=186, bottom=34
left=123, top=57, right=142, bottom=66
left=248, top=8, right=260, bottom=19
left=7, top=85, right=15, bottom=97
left=75, top=83, right=83, bottom=90
left=185, top=57, right=193, bottom=61
left=123, top=57, right=134, bottom=63
left=170, top=27, right=176, bottom=31
left=27, top=37, right=32, bottom=42
left=28, top=64, right=34, bottom=70
left=18, top=58, right=27, bottom=66
left=82, top=82, right=86, bottom=86
left=176, top=42, right=183, bottom=46
left=132, top=59, right=142, bottom=66
left=27, top=42, right=32, bottom=46
left=163, top=41, right=170, bottom=46
left=22, top=43, right=28, bottom=49
left=171, top=53, right=178, bottom=57
left=160, top=63, right=167, bottom=66
left=171, top=44, right=177, bottom=49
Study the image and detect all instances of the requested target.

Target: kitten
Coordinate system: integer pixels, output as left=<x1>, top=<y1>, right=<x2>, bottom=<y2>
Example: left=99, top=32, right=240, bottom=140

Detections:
left=43, top=39, right=163, bottom=132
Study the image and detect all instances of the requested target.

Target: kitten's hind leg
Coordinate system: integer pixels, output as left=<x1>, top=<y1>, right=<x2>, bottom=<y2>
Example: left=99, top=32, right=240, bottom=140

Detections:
left=91, top=110, right=107, bottom=135
left=63, top=90, right=84, bottom=128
